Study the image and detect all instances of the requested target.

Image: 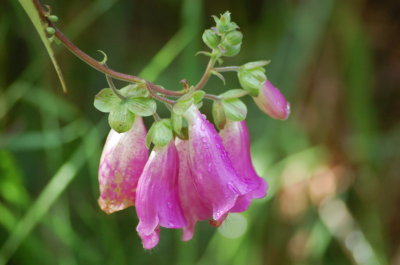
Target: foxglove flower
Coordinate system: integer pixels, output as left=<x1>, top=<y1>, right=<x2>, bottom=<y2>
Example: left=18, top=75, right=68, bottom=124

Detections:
left=135, top=141, right=187, bottom=249
left=220, top=120, right=267, bottom=212
left=98, top=116, right=148, bottom=214
left=176, top=139, right=212, bottom=241
left=181, top=105, right=252, bottom=222
left=253, top=80, right=290, bottom=120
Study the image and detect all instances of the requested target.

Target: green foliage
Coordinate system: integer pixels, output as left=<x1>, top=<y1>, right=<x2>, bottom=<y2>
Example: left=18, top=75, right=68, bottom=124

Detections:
left=221, top=98, right=247, bottom=121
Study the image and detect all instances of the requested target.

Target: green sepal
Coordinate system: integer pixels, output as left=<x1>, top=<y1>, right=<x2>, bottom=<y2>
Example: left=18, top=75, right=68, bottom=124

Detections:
left=220, top=89, right=248, bottom=100
left=242, top=60, right=270, bottom=70
left=221, top=98, right=247, bottom=121
left=108, top=102, right=135, bottom=133
left=171, top=112, right=183, bottom=137
left=212, top=101, right=227, bottom=129
left=120, top=83, right=148, bottom=98
left=237, top=68, right=266, bottom=96
left=94, top=88, right=120, bottom=113
left=125, top=97, right=156, bottom=117
left=173, top=98, right=194, bottom=115
left=146, top=119, right=173, bottom=148
left=192, top=90, right=205, bottom=104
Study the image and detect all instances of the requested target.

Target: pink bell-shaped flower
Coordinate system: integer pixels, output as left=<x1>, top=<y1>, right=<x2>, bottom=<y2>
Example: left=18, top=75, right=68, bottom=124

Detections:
left=135, top=141, right=187, bottom=249
left=253, top=80, right=290, bottom=120
left=182, top=105, right=252, bottom=222
left=219, top=120, right=267, bottom=212
left=98, top=116, right=148, bottom=214
left=176, top=139, right=212, bottom=241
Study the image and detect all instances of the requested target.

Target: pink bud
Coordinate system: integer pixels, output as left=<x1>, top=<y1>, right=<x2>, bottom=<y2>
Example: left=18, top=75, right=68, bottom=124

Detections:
left=98, top=117, right=148, bottom=214
left=253, top=80, right=290, bottom=120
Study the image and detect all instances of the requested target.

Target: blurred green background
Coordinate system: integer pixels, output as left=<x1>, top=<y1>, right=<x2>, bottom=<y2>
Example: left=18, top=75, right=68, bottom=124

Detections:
left=0, top=0, right=399, bottom=264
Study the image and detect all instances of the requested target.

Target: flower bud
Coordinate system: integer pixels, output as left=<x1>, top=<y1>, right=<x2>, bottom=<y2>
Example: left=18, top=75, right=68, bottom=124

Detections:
left=237, top=68, right=266, bottom=96
left=224, top=31, right=243, bottom=46
left=202, top=29, right=220, bottom=49
left=213, top=11, right=238, bottom=34
left=253, top=80, right=290, bottom=120
left=219, top=43, right=241, bottom=57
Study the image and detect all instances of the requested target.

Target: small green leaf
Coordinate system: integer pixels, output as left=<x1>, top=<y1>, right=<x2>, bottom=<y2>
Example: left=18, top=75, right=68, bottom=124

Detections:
left=212, top=101, right=227, bottom=129
left=152, top=119, right=173, bottom=147
left=108, top=103, right=135, bottom=133
left=221, top=98, right=247, bottom=121
left=120, top=84, right=148, bottom=98
left=94, top=88, right=120, bottom=112
left=192, top=91, right=205, bottom=104
left=173, top=98, right=194, bottom=115
left=125, top=97, right=156, bottom=117
left=220, top=89, right=248, bottom=99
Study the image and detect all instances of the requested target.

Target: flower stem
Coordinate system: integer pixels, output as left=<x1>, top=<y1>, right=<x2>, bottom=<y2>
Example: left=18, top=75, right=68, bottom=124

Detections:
left=193, top=52, right=218, bottom=91
left=105, top=74, right=126, bottom=100
left=146, top=83, right=177, bottom=105
left=32, top=0, right=184, bottom=97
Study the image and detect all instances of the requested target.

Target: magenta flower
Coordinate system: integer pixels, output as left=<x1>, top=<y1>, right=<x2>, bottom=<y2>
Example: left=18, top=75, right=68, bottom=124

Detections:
left=253, top=80, right=290, bottom=120
left=181, top=105, right=253, bottom=223
left=98, top=116, right=148, bottom=214
left=176, top=139, right=212, bottom=241
left=135, top=141, right=187, bottom=249
left=219, top=120, right=267, bottom=212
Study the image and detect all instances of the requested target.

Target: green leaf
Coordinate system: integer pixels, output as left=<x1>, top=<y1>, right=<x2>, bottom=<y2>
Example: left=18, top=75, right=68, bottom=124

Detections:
left=125, top=97, right=156, bottom=117
left=173, top=98, right=194, bottom=115
left=120, top=83, right=148, bottom=98
left=212, top=101, right=227, bottom=129
left=150, top=119, right=173, bottom=147
left=221, top=98, right=247, bottom=121
left=93, top=88, right=120, bottom=112
left=108, top=103, right=135, bottom=133
left=18, top=0, right=67, bottom=93
left=220, top=89, right=248, bottom=100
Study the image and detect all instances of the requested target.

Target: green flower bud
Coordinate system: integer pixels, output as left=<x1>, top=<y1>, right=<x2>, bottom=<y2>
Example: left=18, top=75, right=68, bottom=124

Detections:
left=224, top=31, right=243, bottom=46
left=238, top=68, right=267, bottom=96
left=219, top=43, right=241, bottom=57
left=213, top=11, right=239, bottom=34
left=46, top=27, right=55, bottom=35
left=48, top=15, right=59, bottom=23
left=202, top=29, right=220, bottom=49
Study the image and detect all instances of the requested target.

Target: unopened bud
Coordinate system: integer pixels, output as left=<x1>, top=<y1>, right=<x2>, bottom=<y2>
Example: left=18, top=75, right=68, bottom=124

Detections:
left=237, top=68, right=266, bottom=96
left=46, top=27, right=55, bottom=35
left=213, top=11, right=238, bottom=34
left=202, top=29, right=220, bottom=49
left=48, top=15, right=59, bottom=23
left=224, top=31, right=242, bottom=46
left=253, top=80, right=290, bottom=120
left=220, top=43, right=241, bottom=57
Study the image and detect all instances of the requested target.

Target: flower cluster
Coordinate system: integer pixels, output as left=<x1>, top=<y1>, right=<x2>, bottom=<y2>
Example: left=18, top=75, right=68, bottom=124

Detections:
left=94, top=11, right=290, bottom=249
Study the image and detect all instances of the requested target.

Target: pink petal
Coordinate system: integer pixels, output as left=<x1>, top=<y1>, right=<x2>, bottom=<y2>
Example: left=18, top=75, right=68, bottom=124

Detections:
left=220, top=120, right=267, bottom=213
left=253, top=80, right=290, bottom=120
left=176, top=139, right=212, bottom=241
left=136, top=141, right=187, bottom=249
left=183, top=106, right=252, bottom=221
left=98, top=116, right=148, bottom=214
